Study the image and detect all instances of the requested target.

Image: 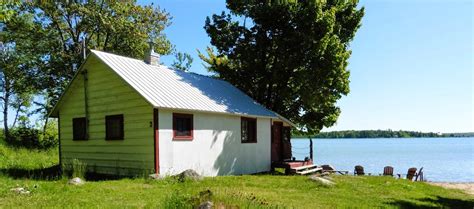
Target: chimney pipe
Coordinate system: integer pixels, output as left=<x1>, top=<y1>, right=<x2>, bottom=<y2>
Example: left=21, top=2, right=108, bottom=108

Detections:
left=145, top=41, right=160, bottom=66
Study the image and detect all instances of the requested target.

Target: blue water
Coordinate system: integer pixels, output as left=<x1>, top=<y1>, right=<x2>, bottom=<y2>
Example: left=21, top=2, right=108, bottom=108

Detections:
left=291, top=137, right=474, bottom=182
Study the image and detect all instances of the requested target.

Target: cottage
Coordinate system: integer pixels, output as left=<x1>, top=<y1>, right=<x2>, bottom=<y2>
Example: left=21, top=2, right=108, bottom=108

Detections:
left=49, top=48, right=299, bottom=176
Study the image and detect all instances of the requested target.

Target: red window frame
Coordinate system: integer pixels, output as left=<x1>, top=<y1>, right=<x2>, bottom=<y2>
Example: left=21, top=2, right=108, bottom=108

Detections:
left=241, top=117, right=257, bottom=143
left=173, top=113, right=193, bottom=140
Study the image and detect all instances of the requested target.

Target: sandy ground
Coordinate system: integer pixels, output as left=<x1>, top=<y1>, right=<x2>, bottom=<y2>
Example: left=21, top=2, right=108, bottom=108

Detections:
left=429, top=182, right=474, bottom=195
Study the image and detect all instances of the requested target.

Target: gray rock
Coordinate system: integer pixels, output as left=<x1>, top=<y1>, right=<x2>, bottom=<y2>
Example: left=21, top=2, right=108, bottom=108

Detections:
left=10, top=187, right=30, bottom=195
left=10, top=187, right=25, bottom=194
left=321, top=164, right=336, bottom=171
left=198, top=201, right=213, bottom=209
left=309, top=175, right=335, bottom=186
left=68, top=177, right=85, bottom=185
left=174, top=169, right=203, bottom=182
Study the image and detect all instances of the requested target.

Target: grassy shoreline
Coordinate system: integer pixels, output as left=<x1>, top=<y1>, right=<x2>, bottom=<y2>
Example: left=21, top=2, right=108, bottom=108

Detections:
left=1, top=143, right=473, bottom=208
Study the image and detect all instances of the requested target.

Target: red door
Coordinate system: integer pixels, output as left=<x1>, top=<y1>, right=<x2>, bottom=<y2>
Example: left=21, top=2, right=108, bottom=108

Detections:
left=271, top=122, right=283, bottom=162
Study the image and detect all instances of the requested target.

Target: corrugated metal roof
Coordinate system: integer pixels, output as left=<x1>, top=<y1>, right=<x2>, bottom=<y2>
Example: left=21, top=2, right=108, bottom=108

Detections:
left=91, top=50, right=283, bottom=119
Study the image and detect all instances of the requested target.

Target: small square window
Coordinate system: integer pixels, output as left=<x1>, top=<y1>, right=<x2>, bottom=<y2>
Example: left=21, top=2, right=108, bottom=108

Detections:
left=106, top=115, right=124, bottom=140
left=173, top=113, right=193, bottom=140
left=241, top=117, right=257, bottom=143
left=72, top=117, right=87, bottom=140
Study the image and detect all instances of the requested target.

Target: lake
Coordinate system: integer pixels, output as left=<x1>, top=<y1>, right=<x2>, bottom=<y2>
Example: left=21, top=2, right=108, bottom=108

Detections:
left=290, top=137, right=474, bottom=182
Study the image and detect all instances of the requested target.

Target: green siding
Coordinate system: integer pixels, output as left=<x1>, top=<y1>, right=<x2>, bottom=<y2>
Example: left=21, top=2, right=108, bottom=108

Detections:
left=58, top=56, right=154, bottom=175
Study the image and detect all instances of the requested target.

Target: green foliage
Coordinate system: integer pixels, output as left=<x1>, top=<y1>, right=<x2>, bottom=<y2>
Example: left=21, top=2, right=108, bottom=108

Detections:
left=162, top=191, right=193, bottom=209
left=201, top=0, right=364, bottom=135
left=2, top=120, right=58, bottom=149
left=38, top=120, right=59, bottom=148
left=63, top=159, right=87, bottom=179
left=171, top=52, right=193, bottom=71
left=0, top=1, right=174, bottom=133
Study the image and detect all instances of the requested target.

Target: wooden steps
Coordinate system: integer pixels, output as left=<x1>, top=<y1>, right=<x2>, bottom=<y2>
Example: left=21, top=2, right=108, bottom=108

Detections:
left=290, top=164, right=322, bottom=175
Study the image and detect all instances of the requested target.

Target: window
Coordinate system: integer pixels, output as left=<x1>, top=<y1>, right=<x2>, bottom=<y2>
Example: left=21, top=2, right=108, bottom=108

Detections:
left=173, top=113, right=193, bottom=140
left=241, top=117, right=257, bottom=143
left=106, top=114, right=124, bottom=140
left=72, top=117, right=87, bottom=140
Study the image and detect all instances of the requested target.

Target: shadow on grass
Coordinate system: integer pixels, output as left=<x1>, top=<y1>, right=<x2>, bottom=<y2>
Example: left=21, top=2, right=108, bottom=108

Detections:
left=1, top=164, right=128, bottom=181
left=389, top=196, right=474, bottom=209
left=0, top=164, right=62, bottom=180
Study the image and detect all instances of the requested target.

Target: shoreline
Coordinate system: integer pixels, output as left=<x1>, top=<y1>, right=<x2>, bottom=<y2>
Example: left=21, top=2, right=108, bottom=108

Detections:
left=428, top=182, right=474, bottom=195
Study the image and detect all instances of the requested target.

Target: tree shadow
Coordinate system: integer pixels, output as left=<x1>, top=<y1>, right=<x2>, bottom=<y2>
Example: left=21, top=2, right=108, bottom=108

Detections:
left=388, top=196, right=474, bottom=209
left=0, top=164, right=62, bottom=180
left=0, top=164, right=129, bottom=181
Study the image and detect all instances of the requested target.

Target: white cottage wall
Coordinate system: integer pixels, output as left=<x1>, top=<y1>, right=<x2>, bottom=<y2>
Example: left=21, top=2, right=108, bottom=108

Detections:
left=158, top=109, right=272, bottom=176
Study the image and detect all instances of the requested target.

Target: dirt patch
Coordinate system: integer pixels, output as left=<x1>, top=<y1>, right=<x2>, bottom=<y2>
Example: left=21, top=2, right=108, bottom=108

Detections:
left=429, top=182, right=474, bottom=195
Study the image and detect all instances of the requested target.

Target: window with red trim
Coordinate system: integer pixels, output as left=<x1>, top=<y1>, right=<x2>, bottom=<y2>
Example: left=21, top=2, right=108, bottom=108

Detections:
left=241, top=117, right=257, bottom=143
left=173, top=113, right=193, bottom=140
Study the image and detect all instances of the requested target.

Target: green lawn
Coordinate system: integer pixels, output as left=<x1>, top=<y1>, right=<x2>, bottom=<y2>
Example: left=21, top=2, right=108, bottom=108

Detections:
left=1, top=143, right=473, bottom=208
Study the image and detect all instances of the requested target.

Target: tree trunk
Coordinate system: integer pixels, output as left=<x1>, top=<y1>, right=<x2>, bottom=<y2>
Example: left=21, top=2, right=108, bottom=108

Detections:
left=3, top=80, right=10, bottom=140
left=11, top=104, right=21, bottom=128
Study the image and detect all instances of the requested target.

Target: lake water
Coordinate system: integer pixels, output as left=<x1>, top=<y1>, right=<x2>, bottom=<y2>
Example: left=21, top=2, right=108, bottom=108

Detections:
left=290, top=137, right=474, bottom=182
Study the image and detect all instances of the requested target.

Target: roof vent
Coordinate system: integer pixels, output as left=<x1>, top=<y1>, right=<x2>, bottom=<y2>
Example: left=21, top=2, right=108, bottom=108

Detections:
left=145, top=41, right=160, bottom=66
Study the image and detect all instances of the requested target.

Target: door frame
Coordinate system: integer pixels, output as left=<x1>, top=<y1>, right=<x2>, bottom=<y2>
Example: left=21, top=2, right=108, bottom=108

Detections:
left=271, top=121, right=283, bottom=162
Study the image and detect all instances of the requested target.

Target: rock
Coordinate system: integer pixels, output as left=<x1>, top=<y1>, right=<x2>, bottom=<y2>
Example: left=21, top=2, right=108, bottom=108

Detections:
left=174, top=169, right=203, bottom=182
left=10, top=187, right=25, bottom=194
left=309, top=175, right=335, bottom=186
left=321, top=164, right=336, bottom=171
left=198, top=201, right=213, bottom=209
left=20, top=190, right=31, bottom=195
left=68, top=177, right=85, bottom=185
left=10, top=187, right=30, bottom=195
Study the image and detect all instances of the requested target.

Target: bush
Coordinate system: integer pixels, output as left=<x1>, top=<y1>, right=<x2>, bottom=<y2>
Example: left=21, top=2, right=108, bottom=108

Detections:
left=4, top=121, right=58, bottom=149
left=7, top=126, right=42, bottom=148
left=63, top=159, right=88, bottom=179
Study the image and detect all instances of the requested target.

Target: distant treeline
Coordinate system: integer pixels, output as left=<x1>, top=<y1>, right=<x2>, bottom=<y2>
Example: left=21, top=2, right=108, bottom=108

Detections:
left=293, top=130, right=474, bottom=138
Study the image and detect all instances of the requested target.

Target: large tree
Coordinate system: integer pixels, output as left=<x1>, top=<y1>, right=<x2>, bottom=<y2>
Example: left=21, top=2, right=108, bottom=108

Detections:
left=1, top=1, right=174, bottom=134
left=201, top=0, right=364, bottom=134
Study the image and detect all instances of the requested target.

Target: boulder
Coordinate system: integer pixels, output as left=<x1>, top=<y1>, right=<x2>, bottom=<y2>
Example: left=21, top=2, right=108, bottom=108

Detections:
left=174, top=169, right=203, bottom=182
left=10, top=187, right=30, bottom=195
left=68, top=177, right=85, bottom=186
left=198, top=201, right=213, bottom=209
left=309, top=175, right=335, bottom=186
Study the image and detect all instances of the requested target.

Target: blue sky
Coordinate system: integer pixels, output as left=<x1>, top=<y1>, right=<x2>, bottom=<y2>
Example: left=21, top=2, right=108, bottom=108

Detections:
left=143, top=0, right=473, bottom=133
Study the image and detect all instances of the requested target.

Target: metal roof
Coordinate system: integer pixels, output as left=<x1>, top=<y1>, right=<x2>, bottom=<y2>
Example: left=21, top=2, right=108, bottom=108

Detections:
left=90, top=50, right=292, bottom=122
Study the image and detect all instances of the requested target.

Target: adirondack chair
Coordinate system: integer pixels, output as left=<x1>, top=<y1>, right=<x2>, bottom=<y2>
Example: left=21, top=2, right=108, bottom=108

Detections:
left=382, top=166, right=394, bottom=176
left=406, top=167, right=417, bottom=181
left=354, top=165, right=365, bottom=176
left=415, top=167, right=424, bottom=181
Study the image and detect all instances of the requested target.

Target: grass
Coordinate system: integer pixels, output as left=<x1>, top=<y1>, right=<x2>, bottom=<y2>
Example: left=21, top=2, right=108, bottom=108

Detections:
left=0, top=142, right=473, bottom=208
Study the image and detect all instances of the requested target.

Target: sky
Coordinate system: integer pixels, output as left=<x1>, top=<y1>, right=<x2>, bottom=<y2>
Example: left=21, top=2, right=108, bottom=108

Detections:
left=142, top=1, right=471, bottom=132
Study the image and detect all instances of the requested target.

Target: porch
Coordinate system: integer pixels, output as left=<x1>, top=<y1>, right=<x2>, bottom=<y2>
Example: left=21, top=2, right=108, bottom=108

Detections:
left=270, top=121, right=320, bottom=175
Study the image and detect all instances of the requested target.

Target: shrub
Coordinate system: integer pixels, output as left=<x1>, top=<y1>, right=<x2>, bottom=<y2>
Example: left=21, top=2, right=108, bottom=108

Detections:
left=63, top=159, right=88, bottom=179
left=4, top=121, right=58, bottom=149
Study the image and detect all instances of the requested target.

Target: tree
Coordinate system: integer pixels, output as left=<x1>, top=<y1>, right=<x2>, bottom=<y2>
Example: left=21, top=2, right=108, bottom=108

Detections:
left=1, top=1, right=174, bottom=133
left=201, top=0, right=364, bottom=134
left=0, top=8, right=38, bottom=140
left=171, top=52, right=193, bottom=71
